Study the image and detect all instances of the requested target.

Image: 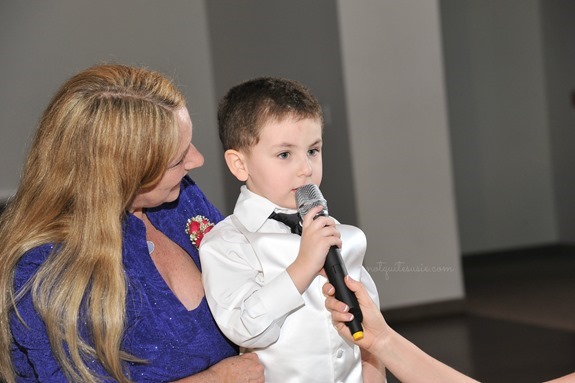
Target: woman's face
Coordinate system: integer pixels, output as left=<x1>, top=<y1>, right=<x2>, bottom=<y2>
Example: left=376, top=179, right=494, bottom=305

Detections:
left=130, top=107, right=204, bottom=214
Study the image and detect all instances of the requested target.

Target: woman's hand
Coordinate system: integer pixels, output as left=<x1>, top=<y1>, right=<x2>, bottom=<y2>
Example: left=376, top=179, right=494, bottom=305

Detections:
left=324, top=277, right=482, bottom=383
left=323, top=275, right=387, bottom=353
left=206, top=353, right=264, bottom=383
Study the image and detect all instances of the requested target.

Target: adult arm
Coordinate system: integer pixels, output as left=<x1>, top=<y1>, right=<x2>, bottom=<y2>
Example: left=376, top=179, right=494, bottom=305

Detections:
left=10, top=246, right=72, bottom=382
left=324, top=276, right=479, bottom=383
left=14, top=306, right=263, bottom=383
left=358, top=267, right=386, bottom=382
left=543, top=373, right=575, bottom=383
left=361, top=347, right=387, bottom=383
left=171, top=353, right=264, bottom=383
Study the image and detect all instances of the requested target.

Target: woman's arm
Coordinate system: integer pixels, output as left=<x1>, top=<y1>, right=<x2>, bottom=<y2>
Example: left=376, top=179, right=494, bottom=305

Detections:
left=172, top=353, right=264, bottom=383
left=544, top=373, right=575, bottom=383
left=324, top=276, right=479, bottom=383
left=361, top=347, right=387, bottom=383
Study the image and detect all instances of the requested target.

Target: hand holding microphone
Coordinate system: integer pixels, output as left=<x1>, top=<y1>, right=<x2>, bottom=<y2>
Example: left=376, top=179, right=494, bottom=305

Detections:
left=295, top=184, right=364, bottom=340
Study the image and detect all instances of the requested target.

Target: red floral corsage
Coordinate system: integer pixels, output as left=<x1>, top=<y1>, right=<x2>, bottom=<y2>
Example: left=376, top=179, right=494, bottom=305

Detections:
left=185, top=215, right=215, bottom=249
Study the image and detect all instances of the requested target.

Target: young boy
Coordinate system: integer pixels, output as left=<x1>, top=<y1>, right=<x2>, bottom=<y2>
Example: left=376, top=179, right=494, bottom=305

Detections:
left=199, top=77, right=384, bottom=382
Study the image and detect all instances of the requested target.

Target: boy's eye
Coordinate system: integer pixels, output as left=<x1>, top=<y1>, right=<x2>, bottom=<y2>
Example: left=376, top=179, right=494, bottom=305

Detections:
left=278, top=152, right=290, bottom=159
left=308, top=148, right=320, bottom=156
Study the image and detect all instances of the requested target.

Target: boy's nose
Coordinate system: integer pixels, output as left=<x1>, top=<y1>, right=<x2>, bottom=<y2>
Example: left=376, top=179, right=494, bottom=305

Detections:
left=298, top=156, right=313, bottom=177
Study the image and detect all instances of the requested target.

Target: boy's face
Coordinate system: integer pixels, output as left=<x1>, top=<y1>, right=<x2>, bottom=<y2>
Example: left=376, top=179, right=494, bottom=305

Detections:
left=242, top=116, right=323, bottom=210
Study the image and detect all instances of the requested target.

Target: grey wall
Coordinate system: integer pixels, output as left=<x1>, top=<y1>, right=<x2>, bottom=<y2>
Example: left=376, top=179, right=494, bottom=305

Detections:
left=337, top=0, right=464, bottom=308
left=541, top=0, right=575, bottom=243
left=205, top=0, right=465, bottom=309
left=0, top=0, right=226, bottom=210
left=0, top=0, right=464, bottom=310
left=3, top=0, right=574, bottom=310
left=441, top=0, right=575, bottom=254
left=441, top=0, right=556, bottom=254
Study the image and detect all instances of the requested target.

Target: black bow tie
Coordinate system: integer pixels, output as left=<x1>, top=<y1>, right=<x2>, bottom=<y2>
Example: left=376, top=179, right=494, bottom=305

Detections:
left=269, top=211, right=302, bottom=235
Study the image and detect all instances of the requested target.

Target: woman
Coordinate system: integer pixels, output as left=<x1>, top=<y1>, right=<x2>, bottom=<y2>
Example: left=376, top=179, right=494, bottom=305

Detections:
left=324, top=276, right=575, bottom=383
left=0, top=64, right=263, bottom=382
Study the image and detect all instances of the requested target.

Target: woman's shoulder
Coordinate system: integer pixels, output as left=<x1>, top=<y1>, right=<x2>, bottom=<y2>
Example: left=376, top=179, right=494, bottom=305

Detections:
left=179, top=176, right=218, bottom=211
left=150, top=176, right=222, bottom=221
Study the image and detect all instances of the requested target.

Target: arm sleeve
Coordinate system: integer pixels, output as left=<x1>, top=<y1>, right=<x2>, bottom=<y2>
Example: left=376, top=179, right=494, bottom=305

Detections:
left=11, top=301, right=70, bottom=382
left=200, top=226, right=304, bottom=349
left=10, top=247, right=77, bottom=382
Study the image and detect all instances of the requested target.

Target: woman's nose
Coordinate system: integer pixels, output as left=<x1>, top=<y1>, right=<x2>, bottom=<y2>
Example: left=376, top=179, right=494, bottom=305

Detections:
left=184, top=144, right=204, bottom=170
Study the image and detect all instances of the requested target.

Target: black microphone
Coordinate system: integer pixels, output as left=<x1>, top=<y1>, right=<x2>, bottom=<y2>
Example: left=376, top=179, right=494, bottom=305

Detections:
left=295, top=184, right=364, bottom=340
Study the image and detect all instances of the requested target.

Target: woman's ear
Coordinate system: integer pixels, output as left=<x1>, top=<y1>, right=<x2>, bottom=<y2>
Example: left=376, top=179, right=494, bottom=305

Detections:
left=224, top=149, right=249, bottom=182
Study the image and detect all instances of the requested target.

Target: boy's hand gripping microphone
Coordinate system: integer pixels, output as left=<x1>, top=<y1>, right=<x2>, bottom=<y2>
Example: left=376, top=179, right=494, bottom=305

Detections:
left=295, top=184, right=364, bottom=340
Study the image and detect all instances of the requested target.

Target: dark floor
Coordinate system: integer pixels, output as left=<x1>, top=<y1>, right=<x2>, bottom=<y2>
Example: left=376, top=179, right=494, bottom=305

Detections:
left=386, top=245, right=575, bottom=383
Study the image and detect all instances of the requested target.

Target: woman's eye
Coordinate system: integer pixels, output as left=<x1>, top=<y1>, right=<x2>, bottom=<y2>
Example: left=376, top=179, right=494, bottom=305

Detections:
left=168, top=144, right=192, bottom=168
left=168, top=158, right=184, bottom=169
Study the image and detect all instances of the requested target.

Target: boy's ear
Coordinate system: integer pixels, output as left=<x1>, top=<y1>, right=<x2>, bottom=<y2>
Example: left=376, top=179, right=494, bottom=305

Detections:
left=224, top=149, right=249, bottom=182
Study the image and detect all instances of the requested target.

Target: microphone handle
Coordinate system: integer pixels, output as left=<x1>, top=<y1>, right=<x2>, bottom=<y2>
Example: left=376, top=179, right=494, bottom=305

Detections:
left=324, top=246, right=364, bottom=340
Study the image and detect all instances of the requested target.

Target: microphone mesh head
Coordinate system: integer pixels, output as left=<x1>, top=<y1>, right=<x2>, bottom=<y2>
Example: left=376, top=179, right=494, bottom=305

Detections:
left=295, top=184, right=329, bottom=218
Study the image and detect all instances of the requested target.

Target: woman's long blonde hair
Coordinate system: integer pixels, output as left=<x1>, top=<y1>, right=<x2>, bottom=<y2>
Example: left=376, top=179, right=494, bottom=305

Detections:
left=0, top=64, right=185, bottom=382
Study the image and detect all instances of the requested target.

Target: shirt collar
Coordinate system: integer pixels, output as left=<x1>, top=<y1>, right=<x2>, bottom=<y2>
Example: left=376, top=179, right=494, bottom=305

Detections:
left=233, top=185, right=297, bottom=232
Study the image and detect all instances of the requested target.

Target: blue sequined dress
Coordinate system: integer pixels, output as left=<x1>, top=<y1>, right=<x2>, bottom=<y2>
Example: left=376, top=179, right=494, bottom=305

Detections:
left=10, top=176, right=237, bottom=382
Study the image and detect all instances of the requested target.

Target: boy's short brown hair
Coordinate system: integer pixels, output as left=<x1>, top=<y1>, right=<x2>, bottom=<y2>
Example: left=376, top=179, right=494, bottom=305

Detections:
left=218, top=77, right=323, bottom=152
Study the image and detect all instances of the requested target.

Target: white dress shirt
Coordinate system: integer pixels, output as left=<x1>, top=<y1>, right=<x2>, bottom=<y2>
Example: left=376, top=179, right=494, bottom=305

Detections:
left=200, top=186, right=380, bottom=383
